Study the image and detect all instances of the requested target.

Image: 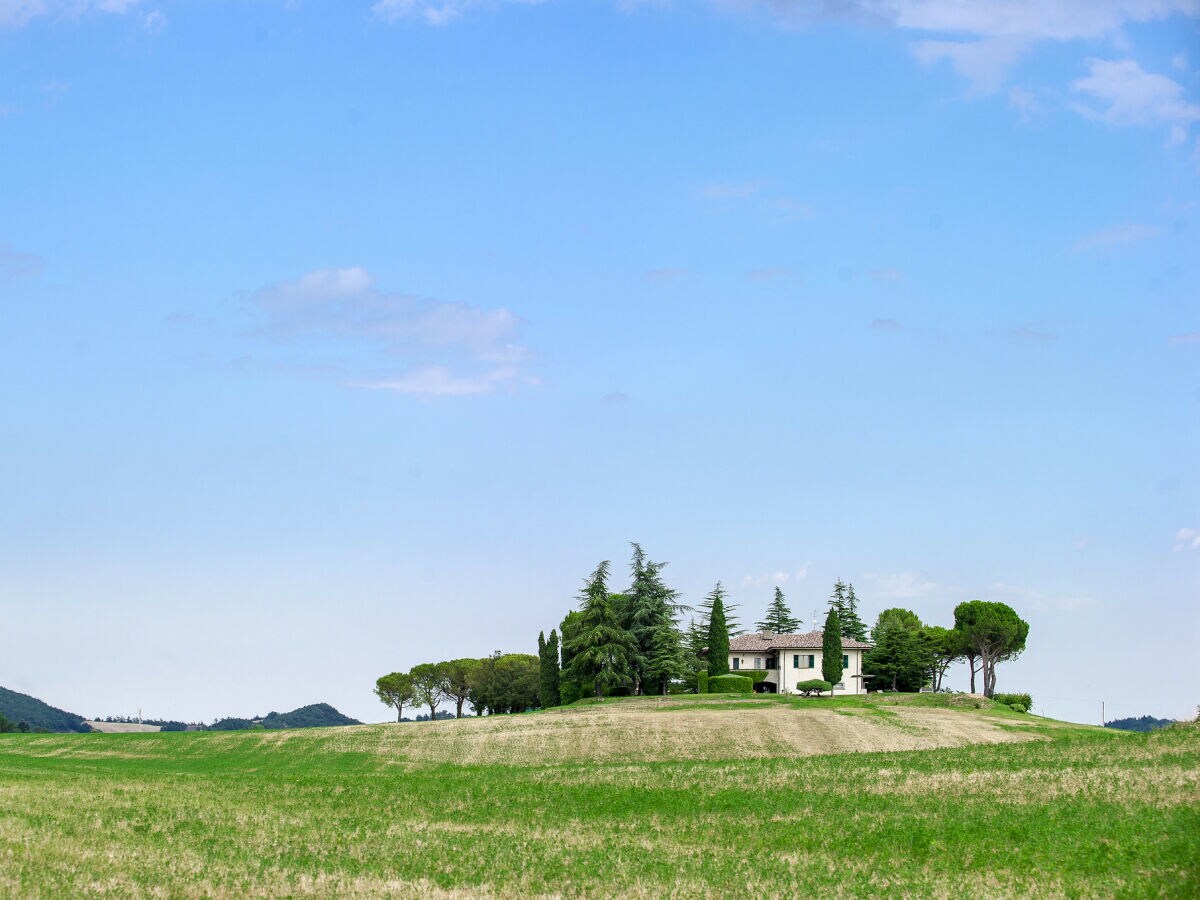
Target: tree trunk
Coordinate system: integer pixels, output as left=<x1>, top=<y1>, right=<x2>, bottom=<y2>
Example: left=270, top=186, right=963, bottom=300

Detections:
left=396, top=705, right=403, bottom=723
left=428, top=702, right=437, bottom=721
left=967, top=653, right=977, bottom=693
left=456, top=698, right=465, bottom=719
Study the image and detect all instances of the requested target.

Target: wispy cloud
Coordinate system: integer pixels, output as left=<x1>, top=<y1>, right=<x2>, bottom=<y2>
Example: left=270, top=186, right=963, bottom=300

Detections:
left=1070, top=58, right=1200, bottom=132
left=246, top=266, right=535, bottom=397
left=1073, top=222, right=1162, bottom=252
left=1167, top=331, right=1200, bottom=345
left=371, top=0, right=546, bottom=25
left=863, top=570, right=937, bottom=599
left=742, top=563, right=810, bottom=589
left=1006, top=325, right=1058, bottom=342
left=869, top=318, right=904, bottom=332
left=0, top=0, right=156, bottom=29
left=1174, top=527, right=1200, bottom=551
left=0, top=244, right=44, bottom=280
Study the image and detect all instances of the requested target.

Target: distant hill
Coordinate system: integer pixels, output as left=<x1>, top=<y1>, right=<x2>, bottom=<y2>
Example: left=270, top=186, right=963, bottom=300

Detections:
left=0, top=686, right=91, bottom=733
left=1105, top=715, right=1175, bottom=733
left=210, top=703, right=361, bottom=732
left=261, top=703, right=360, bottom=729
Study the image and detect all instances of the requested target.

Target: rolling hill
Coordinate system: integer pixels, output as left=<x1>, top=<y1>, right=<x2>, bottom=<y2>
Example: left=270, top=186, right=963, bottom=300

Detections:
left=0, top=692, right=1195, bottom=896
left=0, top=686, right=91, bottom=733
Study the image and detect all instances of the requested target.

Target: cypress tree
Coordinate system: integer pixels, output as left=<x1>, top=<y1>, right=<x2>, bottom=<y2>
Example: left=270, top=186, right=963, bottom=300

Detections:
left=706, top=583, right=731, bottom=677
left=539, top=629, right=561, bottom=708
left=756, top=586, right=802, bottom=633
left=697, top=586, right=744, bottom=636
left=822, top=608, right=843, bottom=694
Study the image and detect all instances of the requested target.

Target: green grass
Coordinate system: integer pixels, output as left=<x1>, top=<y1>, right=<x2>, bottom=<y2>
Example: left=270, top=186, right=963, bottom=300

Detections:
left=0, top=696, right=1196, bottom=897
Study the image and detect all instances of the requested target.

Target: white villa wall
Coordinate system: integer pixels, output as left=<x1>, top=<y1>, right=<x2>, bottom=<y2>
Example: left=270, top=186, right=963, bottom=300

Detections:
left=728, top=649, right=866, bottom=695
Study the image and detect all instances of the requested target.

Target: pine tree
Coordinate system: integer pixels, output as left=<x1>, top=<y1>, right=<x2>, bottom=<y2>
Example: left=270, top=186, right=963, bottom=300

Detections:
left=645, top=619, right=689, bottom=695
left=821, top=608, right=843, bottom=694
left=706, top=583, right=731, bottom=677
left=840, top=582, right=869, bottom=642
left=828, top=579, right=849, bottom=623
left=684, top=617, right=707, bottom=686
left=564, top=560, right=637, bottom=699
left=624, top=544, right=685, bottom=694
left=756, top=586, right=802, bottom=634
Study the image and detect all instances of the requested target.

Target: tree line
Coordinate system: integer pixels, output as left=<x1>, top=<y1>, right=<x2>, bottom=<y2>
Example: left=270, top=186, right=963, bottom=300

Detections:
left=375, top=543, right=1031, bottom=719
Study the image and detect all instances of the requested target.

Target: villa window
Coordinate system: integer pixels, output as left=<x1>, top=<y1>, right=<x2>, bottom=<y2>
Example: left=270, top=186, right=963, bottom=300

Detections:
left=732, top=658, right=740, bottom=670
left=843, top=654, right=849, bottom=668
left=792, top=654, right=799, bottom=669
left=834, top=682, right=845, bottom=690
left=754, top=657, right=761, bottom=669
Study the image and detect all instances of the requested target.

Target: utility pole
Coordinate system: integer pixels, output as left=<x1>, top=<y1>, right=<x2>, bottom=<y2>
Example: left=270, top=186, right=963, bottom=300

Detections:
left=1100, top=700, right=1105, bottom=727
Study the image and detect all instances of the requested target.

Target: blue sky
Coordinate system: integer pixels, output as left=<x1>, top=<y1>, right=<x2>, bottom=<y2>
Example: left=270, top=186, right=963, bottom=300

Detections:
left=1, top=0, right=1197, bottom=726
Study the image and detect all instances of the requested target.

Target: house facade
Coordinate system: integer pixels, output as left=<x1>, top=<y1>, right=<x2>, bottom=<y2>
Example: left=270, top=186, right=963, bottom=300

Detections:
left=728, top=630, right=873, bottom=695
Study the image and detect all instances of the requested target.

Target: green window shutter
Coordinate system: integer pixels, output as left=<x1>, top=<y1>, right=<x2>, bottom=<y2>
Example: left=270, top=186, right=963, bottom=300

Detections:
left=843, top=654, right=849, bottom=668
left=792, top=654, right=799, bottom=669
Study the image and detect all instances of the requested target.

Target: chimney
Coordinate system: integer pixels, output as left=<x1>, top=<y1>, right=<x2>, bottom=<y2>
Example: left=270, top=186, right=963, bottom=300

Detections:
left=759, top=630, right=775, bottom=640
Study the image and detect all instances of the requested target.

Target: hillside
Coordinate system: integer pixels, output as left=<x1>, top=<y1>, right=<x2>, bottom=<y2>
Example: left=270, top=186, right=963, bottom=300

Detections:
left=0, top=686, right=90, bottom=733
left=261, top=702, right=360, bottom=729
left=0, top=695, right=1195, bottom=896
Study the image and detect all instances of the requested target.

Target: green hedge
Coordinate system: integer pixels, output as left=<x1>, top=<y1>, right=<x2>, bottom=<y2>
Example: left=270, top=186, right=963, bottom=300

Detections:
left=994, top=692, right=1032, bottom=713
left=697, top=671, right=709, bottom=694
left=708, top=674, right=753, bottom=694
left=732, top=669, right=769, bottom=685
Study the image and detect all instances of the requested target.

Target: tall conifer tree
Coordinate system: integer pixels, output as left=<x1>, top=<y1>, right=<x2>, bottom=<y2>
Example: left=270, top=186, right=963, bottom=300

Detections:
left=706, top=583, right=731, bottom=677
left=565, top=560, right=637, bottom=699
left=822, top=608, right=843, bottom=694
left=841, top=582, right=869, bottom=642
left=756, top=586, right=802, bottom=633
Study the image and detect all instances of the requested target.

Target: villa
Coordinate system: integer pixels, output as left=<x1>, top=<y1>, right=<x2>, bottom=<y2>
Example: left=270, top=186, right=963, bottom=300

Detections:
left=728, top=630, right=873, bottom=695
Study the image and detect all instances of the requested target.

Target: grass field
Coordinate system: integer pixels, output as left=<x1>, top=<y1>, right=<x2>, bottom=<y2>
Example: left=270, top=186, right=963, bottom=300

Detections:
left=1, top=694, right=1196, bottom=897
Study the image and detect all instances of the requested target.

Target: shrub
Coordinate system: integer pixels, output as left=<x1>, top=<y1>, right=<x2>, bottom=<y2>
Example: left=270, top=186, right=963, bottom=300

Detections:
left=797, top=679, right=832, bottom=697
left=994, top=692, right=1032, bottom=713
left=734, top=669, right=770, bottom=685
left=697, top=671, right=709, bottom=694
left=707, top=674, right=753, bottom=694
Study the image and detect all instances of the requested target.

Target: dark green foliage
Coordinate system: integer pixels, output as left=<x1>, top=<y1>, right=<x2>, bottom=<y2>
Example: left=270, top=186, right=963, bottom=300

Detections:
left=443, top=659, right=480, bottom=718
left=953, top=601, right=1029, bottom=698
left=697, top=671, right=709, bottom=694
left=797, top=679, right=833, bottom=696
left=922, top=625, right=964, bottom=692
left=822, top=608, right=843, bottom=690
left=864, top=609, right=934, bottom=692
left=756, top=586, right=801, bottom=634
left=707, top=674, right=753, bottom=693
left=539, top=630, right=561, bottom=709
left=736, top=670, right=770, bottom=685
left=260, top=704, right=361, bottom=729
left=410, top=662, right=452, bottom=721
left=696, top=588, right=744, bottom=637
left=558, top=610, right=584, bottom=703
left=468, top=653, right=541, bottom=714
left=1105, top=715, right=1175, bottom=732
left=993, top=693, right=1032, bottom=713
left=565, top=560, right=637, bottom=699
left=705, top=583, right=730, bottom=677
left=375, top=673, right=416, bottom=722
left=0, top=714, right=15, bottom=733
left=684, top=618, right=707, bottom=681
left=0, top=686, right=91, bottom=733
left=623, top=544, right=689, bottom=695
left=209, top=718, right=260, bottom=731
left=841, top=583, right=869, bottom=643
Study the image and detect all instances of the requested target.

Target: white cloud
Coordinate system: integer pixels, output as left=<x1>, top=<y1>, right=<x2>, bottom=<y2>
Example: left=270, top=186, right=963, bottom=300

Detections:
left=1071, top=58, right=1200, bottom=131
left=141, top=8, right=164, bottom=32
left=1073, top=222, right=1162, bottom=251
left=1167, top=331, right=1200, bottom=345
left=371, top=0, right=545, bottom=25
left=741, top=564, right=810, bottom=589
left=863, top=570, right=937, bottom=599
left=0, top=0, right=145, bottom=28
left=1174, top=527, right=1200, bottom=551
left=248, top=266, right=535, bottom=398
left=913, top=35, right=1029, bottom=94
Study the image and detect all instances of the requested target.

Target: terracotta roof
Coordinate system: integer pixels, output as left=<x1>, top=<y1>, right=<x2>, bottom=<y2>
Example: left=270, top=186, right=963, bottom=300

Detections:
left=728, top=630, right=873, bottom=651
